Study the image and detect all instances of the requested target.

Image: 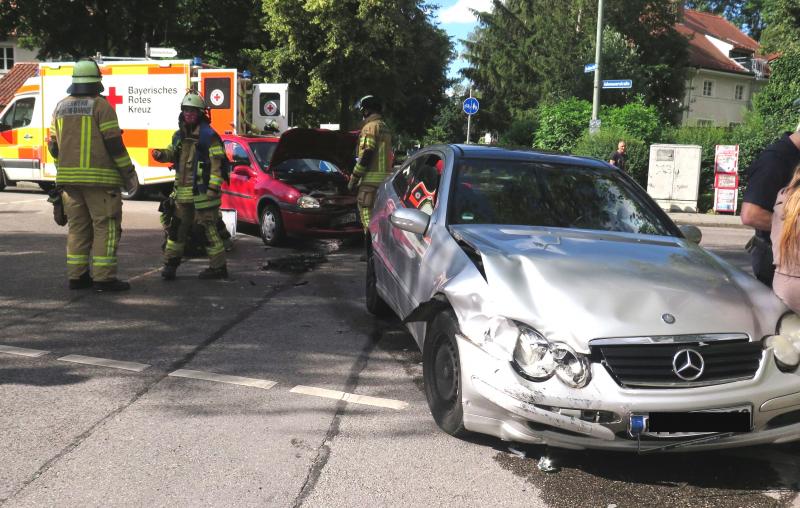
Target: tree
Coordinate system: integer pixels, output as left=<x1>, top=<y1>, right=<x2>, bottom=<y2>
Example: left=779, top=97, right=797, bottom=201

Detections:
left=462, top=0, right=687, bottom=132
left=422, top=85, right=468, bottom=146
left=255, top=0, right=453, bottom=136
left=0, top=0, right=264, bottom=69
left=760, top=0, right=800, bottom=53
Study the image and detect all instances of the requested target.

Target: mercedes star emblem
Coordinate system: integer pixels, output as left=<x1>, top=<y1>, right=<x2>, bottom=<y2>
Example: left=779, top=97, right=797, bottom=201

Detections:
left=662, top=313, right=676, bottom=324
left=672, top=349, right=705, bottom=381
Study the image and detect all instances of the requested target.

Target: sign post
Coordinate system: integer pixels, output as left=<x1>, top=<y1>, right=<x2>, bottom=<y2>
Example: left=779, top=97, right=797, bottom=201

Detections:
left=713, top=145, right=740, bottom=213
left=463, top=94, right=479, bottom=144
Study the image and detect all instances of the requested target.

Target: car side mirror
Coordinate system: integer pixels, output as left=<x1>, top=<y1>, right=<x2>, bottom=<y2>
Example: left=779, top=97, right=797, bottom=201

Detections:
left=233, top=165, right=253, bottom=177
left=679, top=224, right=702, bottom=244
left=390, top=208, right=430, bottom=235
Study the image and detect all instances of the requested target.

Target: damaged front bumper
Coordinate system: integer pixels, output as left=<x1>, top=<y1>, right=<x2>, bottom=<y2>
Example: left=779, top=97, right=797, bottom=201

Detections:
left=457, top=335, right=800, bottom=452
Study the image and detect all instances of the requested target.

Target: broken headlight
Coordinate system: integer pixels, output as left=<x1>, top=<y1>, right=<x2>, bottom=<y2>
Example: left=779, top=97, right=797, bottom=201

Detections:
left=767, top=313, right=800, bottom=372
left=512, top=325, right=591, bottom=388
left=297, top=195, right=321, bottom=209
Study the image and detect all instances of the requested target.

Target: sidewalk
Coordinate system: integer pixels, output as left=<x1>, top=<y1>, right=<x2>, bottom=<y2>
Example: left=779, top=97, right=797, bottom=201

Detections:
left=667, top=212, right=747, bottom=229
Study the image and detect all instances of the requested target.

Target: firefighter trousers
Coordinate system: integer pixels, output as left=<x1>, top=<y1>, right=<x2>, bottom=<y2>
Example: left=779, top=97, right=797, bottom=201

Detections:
left=356, top=184, right=378, bottom=231
left=164, top=202, right=226, bottom=269
left=62, top=185, right=123, bottom=282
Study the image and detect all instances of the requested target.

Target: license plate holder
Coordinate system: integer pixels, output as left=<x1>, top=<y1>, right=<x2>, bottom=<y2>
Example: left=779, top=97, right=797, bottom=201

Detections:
left=331, top=211, right=358, bottom=227
left=648, top=406, right=752, bottom=433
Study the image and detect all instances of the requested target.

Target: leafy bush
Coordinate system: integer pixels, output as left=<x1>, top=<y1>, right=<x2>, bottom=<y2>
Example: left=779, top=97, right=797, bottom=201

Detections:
left=602, top=98, right=663, bottom=144
left=752, top=50, right=800, bottom=136
left=499, top=109, right=537, bottom=147
left=572, top=126, right=648, bottom=186
left=533, top=98, right=592, bottom=153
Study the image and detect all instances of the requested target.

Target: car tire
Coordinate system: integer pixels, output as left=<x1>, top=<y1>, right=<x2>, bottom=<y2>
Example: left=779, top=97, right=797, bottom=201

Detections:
left=121, top=171, right=142, bottom=200
left=366, top=243, right=392, bottom=317
left=423, top=309, right=468, bottom=438
left=38, top=182, right=55, bottom=192
left=259, top=203, right=285, bottom=246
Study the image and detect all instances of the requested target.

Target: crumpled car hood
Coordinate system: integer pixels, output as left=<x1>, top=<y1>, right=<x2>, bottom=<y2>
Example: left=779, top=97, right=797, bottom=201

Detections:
left=269, top=128, right=358, bottom=174
left=450, top=224, right=786, bottom=351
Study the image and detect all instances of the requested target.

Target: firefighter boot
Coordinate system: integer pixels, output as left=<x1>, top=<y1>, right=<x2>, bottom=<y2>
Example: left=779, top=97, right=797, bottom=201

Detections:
left=68, top=271, right=93, bottom=290
left=161, top=259, right=179, bottom=281
left=198, top=265, right=228, bottom=280
left=94, top=279, right=131, bottom=292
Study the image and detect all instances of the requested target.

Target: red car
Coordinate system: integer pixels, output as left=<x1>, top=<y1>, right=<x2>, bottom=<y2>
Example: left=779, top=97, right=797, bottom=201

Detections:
left=220, top=128, right=362, bottom=245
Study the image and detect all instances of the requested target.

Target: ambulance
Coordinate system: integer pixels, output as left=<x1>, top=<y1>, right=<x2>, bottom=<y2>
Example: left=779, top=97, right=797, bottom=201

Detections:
left=0, top=58, right=288, bottom=198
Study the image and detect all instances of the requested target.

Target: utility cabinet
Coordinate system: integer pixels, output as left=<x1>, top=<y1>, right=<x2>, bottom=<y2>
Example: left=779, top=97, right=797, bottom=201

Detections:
left=646, top=144, right=703, bottom=212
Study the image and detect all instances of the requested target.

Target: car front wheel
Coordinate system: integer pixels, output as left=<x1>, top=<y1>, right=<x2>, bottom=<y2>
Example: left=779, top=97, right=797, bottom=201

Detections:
left=423, top=309, right=468, bottom=437
left=259, top=203, right=285, bottom=246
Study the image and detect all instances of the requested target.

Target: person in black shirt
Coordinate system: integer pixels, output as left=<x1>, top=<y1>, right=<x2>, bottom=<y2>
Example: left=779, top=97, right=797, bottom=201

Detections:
left=609, top=140, right=627, bottom=171
left=741, top=131, right=800, bottom=286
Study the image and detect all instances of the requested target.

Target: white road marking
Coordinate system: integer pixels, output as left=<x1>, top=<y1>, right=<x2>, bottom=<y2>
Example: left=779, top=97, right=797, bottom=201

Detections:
left=0, top=198, right=47, bottom=205
left=0, top=344, right=50, bottom=357
left=169, top=369, right=277, bottom=390
left=128, top=266, right=163, bottom=282
left=57, top=354, right=150, bottom=372
left=290, top=385, right=409, bottom=410
left=0, top=251, right=46, bottom=257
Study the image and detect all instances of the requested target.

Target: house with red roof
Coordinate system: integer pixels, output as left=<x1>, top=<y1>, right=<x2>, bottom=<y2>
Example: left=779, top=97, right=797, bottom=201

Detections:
left=677, top=9, right=768, bottom=127
left=0, top=36, right=39, bottom=76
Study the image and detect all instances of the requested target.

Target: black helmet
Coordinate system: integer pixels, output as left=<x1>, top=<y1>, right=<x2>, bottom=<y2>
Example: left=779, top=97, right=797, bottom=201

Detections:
left=355, top=95, right=381, bottom=115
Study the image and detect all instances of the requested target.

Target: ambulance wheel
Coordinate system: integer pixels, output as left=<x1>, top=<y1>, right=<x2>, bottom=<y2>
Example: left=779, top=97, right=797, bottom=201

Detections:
left=121, top=172, right=143, bottom=200
left=0, top=168, right=6, bottom=191
left=38, top=182, right=55, bottom=192
left=259, top=203, right=284, bottom=246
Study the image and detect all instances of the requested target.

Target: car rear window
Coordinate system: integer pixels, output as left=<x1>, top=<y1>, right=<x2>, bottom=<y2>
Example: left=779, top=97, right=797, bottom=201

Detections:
left=449, top=159, right=673, bottom=236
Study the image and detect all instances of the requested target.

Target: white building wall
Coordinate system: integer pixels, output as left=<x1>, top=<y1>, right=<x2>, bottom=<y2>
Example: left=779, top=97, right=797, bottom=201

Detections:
left=0, top=37, right=41, bottom=74
left=682, top=69, right=765, bottom=127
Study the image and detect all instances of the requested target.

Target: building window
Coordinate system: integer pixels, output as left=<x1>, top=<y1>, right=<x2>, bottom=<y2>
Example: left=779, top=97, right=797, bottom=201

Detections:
left=697, top=119, right=714, bottom=127
left=702, top=80, right=714, bottom=97
left=735, top=84, right=745, bottom=101
left=0, top=46, right=13, bottom=71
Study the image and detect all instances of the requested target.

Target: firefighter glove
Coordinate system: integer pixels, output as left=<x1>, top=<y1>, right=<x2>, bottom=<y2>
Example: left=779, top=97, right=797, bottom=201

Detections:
left=151, top=149, right=164, bottom=162
left=123, top=167, right=138, bottom=194
left=47, top=189, right=67, bottom=226
left=347, top=176, right=359, bottom=192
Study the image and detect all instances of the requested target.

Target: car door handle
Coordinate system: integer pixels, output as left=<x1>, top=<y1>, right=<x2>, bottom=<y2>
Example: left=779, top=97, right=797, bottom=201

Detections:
left=23, top=134, right=33, bottom=139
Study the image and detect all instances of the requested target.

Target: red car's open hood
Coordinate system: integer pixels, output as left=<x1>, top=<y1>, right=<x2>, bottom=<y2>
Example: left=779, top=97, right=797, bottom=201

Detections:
left=269, top=128, right=359, bottom=174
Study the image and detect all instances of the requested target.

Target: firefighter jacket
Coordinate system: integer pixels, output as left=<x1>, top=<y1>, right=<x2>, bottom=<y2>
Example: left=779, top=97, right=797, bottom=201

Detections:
left=352, top=113, right=392, bottom=186
left=49, top=95, right=134, bottom=187
left=155, top=120, right=225, bottom=209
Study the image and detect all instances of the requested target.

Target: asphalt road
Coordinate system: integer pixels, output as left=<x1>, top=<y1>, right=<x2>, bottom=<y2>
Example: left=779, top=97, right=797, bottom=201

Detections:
left=1, top=185, right=798, bottom=507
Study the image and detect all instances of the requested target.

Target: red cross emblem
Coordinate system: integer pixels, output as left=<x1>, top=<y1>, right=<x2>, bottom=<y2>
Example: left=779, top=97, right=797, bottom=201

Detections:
left=213, top=92, right=222, bottom=102
left=264, top=101, right=277, bottom=115
left=104, top=86, right=123, bottom=110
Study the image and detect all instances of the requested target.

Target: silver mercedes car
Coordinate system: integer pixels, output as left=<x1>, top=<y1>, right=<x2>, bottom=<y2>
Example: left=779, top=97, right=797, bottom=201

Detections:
left=366, top=144, right=800, bottom=452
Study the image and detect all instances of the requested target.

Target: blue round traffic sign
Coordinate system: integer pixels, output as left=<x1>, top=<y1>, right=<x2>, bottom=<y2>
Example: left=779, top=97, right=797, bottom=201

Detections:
left=463, top=97, right=480, bottom=115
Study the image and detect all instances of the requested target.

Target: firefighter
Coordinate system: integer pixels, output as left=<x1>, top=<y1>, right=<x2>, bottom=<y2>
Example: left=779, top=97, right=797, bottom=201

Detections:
left=348, top=95, right=393, bottom=231
left=48, top=59, right=137, bottom=292
left=152, top=92, right=227, bottom=280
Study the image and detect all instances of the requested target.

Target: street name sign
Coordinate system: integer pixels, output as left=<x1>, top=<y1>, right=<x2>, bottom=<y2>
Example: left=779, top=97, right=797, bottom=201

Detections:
left=463, top=97, right=479, bottom=115
left=584, top=63, right=597, bottom=73
left=602, top=79, right=632, bottom=89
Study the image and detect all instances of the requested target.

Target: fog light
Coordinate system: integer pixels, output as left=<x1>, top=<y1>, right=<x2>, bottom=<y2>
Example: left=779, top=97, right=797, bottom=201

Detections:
left=767, top=335, right=800, bottom=372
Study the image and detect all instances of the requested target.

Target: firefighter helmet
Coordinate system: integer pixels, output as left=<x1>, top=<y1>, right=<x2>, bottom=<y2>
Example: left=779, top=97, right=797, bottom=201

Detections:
left=71, top=60, right=102, bottom=85
left=181, top=92, right=206, bottom=110
left=355, top=95, right=381, bottom=115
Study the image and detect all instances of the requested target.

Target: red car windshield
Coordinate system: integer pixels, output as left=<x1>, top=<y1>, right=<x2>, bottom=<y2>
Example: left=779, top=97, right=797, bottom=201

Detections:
left=250, top=141, right=278, bottom=171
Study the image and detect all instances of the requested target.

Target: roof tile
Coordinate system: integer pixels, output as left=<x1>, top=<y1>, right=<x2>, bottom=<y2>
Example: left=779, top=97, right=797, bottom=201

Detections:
left=0, top=62, right=38, bottom=107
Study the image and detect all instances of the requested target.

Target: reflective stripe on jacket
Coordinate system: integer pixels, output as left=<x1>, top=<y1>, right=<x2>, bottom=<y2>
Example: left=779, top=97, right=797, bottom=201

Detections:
left=50, top=95, right=130, bottom=187
left=156, top=121, right=224, bottom=207
left=353, top=114, right=392, bottom=185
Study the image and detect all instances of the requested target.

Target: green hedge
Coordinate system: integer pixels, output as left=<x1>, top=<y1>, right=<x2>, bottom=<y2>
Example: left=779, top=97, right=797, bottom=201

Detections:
left=573, top=126, right=649, bottom=186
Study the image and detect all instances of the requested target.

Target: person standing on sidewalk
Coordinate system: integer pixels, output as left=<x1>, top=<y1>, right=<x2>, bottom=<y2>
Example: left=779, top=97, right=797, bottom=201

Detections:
left=608, top=140, right=627, bottom=171
left=48, top=59, right=137, bottom=292
left=741, top=132, right=800, bottom=287
left=770, top=166, right=800, bottom=311
left=153, top=91, right=227, bottom=280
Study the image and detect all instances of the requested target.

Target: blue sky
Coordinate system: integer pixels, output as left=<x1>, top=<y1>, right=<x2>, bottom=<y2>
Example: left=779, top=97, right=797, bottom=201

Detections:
left=434, top=0, right=493, bottom=81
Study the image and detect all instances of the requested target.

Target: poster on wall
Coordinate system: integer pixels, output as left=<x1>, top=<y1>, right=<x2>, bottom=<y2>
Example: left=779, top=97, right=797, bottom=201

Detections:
left=714, top=145, right=740, bottom=174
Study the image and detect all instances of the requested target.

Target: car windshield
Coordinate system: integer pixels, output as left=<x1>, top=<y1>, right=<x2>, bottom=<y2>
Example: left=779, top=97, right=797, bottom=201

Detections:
left=273, top=159, right=341, bottom=175
left=250, top=141, right=278, bottom=171
left=449, top=158, right=673, bottom=236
